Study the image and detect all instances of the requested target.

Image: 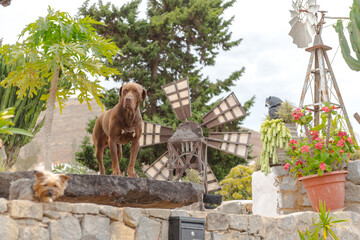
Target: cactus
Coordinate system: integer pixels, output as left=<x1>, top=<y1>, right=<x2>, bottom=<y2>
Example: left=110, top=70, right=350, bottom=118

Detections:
left=334, top=0, right=360, bottom=71
left=0, top=54, right=47, bottom=168
left=259, top=119, right=292, bottom=175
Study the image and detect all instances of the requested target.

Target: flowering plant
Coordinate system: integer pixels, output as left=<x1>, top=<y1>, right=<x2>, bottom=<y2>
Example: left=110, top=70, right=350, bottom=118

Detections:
left=284, top=103, right=358, bottom=178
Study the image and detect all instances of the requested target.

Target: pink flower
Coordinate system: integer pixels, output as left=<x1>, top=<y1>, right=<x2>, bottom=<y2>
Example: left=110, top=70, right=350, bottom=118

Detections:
left=315, top=142, right=323, bottom=150
left=301, top=145, right=310, bottom=153
left=295, top=160, right=303, bottom=166
left=292, top=108, right=304, bottom=121
left=290, top=140, right=298, bottom=145
left=322, top=107, right=331, bottom=113
left=314, top=137, right=323, bottom=142
left=339, top=150, right=344, bottom=154
left=331, top=105, right=338, bottom=110
left=319, top=162, right=326, bottom=170
left=310, top=130, right=319, bottom=140
left=337, top=139, right=345, bottom=147
left=347, top=137, right=353, bottom=144
left=283, top=163, right=290, bottom=170
left=338, top=131, right=347, bottom=138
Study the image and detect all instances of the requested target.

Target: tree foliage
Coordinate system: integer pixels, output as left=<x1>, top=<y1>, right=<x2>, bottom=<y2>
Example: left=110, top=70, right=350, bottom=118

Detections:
left=77, top=0, right=255, bottom=179
left=0, top=7, right=120, bottom=170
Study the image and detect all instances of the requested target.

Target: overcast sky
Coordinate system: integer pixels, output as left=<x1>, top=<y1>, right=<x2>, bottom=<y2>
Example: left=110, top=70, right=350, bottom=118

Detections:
left=1, top=0, right=359, bottom=140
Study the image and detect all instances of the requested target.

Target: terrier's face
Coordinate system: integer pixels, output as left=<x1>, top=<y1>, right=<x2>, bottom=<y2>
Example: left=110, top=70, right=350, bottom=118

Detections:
left=33, top=171, right=71, bottom=203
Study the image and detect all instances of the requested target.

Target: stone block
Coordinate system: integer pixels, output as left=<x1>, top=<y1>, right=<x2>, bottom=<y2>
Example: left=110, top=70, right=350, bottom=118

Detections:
left=18, top=227, right=49, bottom=240
left=8, top=200, right=43, bottom=220
left=123, top=207, right=142, bottom=228
left=301, top=194, right=311, bottom=207
left=280, top=176, right=297, bottom=191
left=81, top=215, right=110, bottom=240
left=228, top=214, right=248, bottom=231
left=277, top=192, right=295, bottom=209
left=160, top=220, right=169, bottom=240
left=217, top=200, right=243, bottom=214
left=277, top=214, right=296, bottom=231
left=190, top=210, right=207, bottom=219
left=248, top=215, right=262, bottom=234
left=100, top=205, right=123, bottom=221
left=48, top=202, right=73, bottom=212
left=49, top=215, right=82, bottom=240
left=206, top=212, right=228, bottom=231
left=44, top=210, right=61, bottom=220
left=0, top=198, right=7, bottom=213
left=345, top=181, right=360, bottom=202
left=72, top=203, right=99, bottom=214
left=170, top=210, right=190, bottom=218
left=148, top=208, right=170, bottom=220
left=252, top=171, right=279, bottom=217
left=111, top=222, right=135, bottom=240
left=0, top=215, right=19, bottom=240
left=271, top=166, right=289, bottom=177
left=136, top=216, right=161, bottom=240
left=346, top=160, right=360, bottom=184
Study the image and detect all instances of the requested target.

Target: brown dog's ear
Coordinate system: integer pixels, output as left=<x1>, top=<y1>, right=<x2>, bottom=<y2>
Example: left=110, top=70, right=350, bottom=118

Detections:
left=35, top=171, right=45, bottom=179
left=142, top=88, right=147, bottom=107
left=119, top=86, right=123, bottom=98
left=59, top=174, right=71, bottom=183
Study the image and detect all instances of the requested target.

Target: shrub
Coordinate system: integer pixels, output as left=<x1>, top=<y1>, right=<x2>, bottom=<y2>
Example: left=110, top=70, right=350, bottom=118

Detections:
left=181, top=169, right=202, bottom=184
left=217, top=165, right=254, bottom=200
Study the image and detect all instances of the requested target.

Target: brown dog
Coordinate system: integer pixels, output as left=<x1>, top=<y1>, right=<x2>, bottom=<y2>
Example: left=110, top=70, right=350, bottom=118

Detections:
left=93, top=83, right=146, bottom=177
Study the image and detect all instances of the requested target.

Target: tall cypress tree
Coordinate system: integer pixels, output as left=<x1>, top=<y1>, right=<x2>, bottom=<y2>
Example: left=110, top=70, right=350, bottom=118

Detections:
left=78, top=0, right=255, bottom=180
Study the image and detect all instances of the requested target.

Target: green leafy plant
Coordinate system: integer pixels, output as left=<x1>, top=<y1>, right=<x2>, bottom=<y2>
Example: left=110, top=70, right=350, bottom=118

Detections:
left=260, top=119, right=292, bottom=174
left=217, top=165, right=253, bottom=200
left=181, top=169, right=202, bottom=184
left=298, top=201, right=348, bottom=240
left=285, top=104, right=358, bottom=178
left=0, top=108, right=33, bottom=137
left=276, top=100, right=296, bottom=124
left=52, top=161, right=96, bottom=175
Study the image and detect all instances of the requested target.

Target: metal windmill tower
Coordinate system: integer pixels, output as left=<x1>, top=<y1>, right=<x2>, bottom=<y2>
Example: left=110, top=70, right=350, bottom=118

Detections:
left=140, top=78, right=251, bottom=193
left=289, top=0, right=356, bottom=142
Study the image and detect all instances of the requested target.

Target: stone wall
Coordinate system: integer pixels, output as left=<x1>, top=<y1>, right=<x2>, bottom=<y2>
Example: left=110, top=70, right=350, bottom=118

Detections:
left=1, top=198, right=360, bottom=240
left=252, top=160, right=360, bottom=216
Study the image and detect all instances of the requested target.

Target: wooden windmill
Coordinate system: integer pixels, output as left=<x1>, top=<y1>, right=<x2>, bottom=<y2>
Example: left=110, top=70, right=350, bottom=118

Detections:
left=140, top=78, right=251, bottom=193
left=289, top=0, right=356, bottom=142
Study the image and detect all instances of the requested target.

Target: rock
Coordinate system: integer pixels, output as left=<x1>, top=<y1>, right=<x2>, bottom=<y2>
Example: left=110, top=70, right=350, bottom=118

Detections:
left=346, top=160, right=360, bottom=184
left=49, top=215, right=82, bottom=240
left=170, top=210, right=191, bottom=218
left=8, top=200, right=43, bottom=220
left=0, top=172, right=204, bottom=209
left=136, top=216, right=161, bottom=240
left=18, top=226, right=49, bottom=240
left=0, top=198, right=7, bottom=213
left=248, top=215, right=262, bottom=234
left=81, top=215, right=110, bottom=240
left=206, top=212, right=228, bottom=231
left=0, top=215, right=19, bottom=240
left=123, top=207, right=142, bottom=228
left=217, top=200, right=252, bottom=215
left=271, top=166, right=289, bottom=177
left=277, top=192, right=295, bottom=209
left=100, top=205, right=123, bottom=221
left=160, top=220, right=169, bottom=240
left=345, top=181, right=360, bottom=202
left=228, top=214, right=248, bottom=231
left=280, top=176, right=297, bottom=191
left=44, top=210, right=61, bottom=220
left=147, top=209, right=170, bottom=220
left=47, top=202, right=73, bottom=212
left=110, top=222, right=135, bottom=240
left=72, top=203, right=99, bottom=214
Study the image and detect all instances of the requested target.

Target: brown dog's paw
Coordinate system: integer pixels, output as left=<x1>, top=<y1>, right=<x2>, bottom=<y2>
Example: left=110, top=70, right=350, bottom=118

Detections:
left=127, top=171, right=138, bottom=178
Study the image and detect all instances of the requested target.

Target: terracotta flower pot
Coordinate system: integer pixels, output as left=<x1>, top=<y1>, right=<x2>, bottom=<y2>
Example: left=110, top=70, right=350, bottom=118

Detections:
left=299, top=170, right=347, bottom=212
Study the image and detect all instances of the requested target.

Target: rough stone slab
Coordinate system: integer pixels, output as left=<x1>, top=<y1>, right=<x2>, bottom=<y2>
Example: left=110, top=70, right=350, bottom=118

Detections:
left=147, top=208, right=171, bottom=220
left=100, top=205, right=123, bottom=221
left=280, top=176, right=297, bottom=191
left=44, top=210, right=61, bottom=220
left=18, top=226, right=49, bottom=240
left=0, top=198, right=7, bottom=213
left=0, top=172, right=204, bottom=209
left=110, top=222, right=135, bottom=240
left=206, top=212, right=229, bottom=231
left=73, top=203, right=99, bottom=214
left=277, top=192, right=295, bottom=209
left=345, top=181, right=360, bottom=202
left=271, top=166, right=289, bottom=177
left=136, top=216, right=161, bottom=240
left=228, top=214, right=249, bottom=231
left=0, top=215, right=19, bottom=240
left=81, top=215, right=110, bottom=240
left=46, top=202, right=73, bottom=212
left=49, top=215, right=82, bottom=240
left=8, top=200, right=43, bottom=220
left=170, top=210, right=191, bottom=218
left=160, top=220, right=169, bottom=240
left=123, top=207, right=142, bottom=228
left=346, top=160, right=360, bottom=184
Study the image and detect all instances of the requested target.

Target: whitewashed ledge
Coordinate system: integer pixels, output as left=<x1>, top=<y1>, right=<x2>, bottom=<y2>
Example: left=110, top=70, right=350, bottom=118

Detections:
left=0, top=171, right=204, bottom=209
left=0, top=199, right=359, bottom=240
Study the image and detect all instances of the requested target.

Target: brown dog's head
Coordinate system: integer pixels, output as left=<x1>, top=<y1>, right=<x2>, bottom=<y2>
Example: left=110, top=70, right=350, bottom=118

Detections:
left=119, top=83, right=147, bottom=110
left=33, top=171, right=71, bottom=203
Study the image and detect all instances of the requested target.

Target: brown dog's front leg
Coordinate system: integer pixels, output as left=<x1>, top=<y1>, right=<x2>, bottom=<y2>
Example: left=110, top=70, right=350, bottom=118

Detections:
left=127, top=141, right=140, bottom=177
left=109, top=139, right=122, bottom=175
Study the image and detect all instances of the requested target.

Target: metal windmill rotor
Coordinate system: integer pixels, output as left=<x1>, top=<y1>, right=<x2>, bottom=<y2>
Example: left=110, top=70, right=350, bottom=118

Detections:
left=140, top=78, right=251, bottom=193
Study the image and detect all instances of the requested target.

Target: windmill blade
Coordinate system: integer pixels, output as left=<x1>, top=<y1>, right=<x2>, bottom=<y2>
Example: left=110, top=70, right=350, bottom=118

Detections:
left=162, top=77, right=191, bottom=121
left=289, top=20, right=313, bottom=48
left=205, top=164, right=221, bottom=193
left=139, top=121, right=174, bottom=147
left=205, top=132, right=251, bottom=159
left=142, top=151, right=170, bottom=181
left=202, top=93, right=246, bottom=129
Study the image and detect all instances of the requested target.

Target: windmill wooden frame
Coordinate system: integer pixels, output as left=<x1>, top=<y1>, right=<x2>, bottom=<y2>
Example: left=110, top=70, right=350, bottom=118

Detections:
left=141, top=78, right=251, bottom=193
